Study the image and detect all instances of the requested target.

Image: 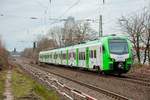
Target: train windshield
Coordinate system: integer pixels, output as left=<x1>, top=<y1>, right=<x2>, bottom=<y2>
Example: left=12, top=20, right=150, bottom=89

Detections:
left=109, top=39, right=128, bottom=55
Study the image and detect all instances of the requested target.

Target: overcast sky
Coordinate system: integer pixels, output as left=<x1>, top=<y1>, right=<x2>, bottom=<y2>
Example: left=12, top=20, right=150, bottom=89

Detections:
left=0, top=0, right=149, bottom=51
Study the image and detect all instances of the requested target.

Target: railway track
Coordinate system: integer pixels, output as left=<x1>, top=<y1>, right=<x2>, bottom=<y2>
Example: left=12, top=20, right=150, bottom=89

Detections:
left=127, top=74, right=150, bottom=83
left=38, top=66, right=130, bottom=100
left=38, top=63, right=150, bottom=87
left=17, top=62, right=131, bottom=100
left=112, top=75, right=150, bottom=87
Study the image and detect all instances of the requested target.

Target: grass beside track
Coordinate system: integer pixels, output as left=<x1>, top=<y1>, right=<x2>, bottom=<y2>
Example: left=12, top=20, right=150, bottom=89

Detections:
left=12, top=67, right=59, bottom=100
left=0, top=70, right=6, bottom=99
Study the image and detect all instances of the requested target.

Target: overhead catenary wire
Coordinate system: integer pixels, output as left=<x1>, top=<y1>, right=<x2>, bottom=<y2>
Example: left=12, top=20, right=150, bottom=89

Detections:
left=58, top=0, right=80, bottom=19
left=49, top=0, right=106, bottom=26
left=49, top=0, right=81, bottom=26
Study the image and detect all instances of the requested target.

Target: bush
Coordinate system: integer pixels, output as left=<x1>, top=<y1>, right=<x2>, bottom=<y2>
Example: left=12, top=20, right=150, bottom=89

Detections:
left=0, top=53, right=9, bottom=70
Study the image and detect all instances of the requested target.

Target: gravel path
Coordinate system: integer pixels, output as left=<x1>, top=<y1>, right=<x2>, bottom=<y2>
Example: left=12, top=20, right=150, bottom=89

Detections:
left=3, top=70, right=14, bottom=100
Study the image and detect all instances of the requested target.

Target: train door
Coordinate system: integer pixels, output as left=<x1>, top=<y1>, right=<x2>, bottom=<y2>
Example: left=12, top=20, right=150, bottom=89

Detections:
left=58, top=51, right=61, bottom=64
left=68, top=49, right=72, bottom=66
left=62, top=50, right=66, bottom=65
left=89, top=45, right=101, bottom=69
left=52, top=52, right=54, bottom=63
left=89, top=46, right=96, bottom=69
left=48, top=53, right=50, bottom=63
left=72, top=50, right=76, bottom=66
left=60, top=51, right=62, bottom=65
left=54, top=52, right=56, bottom=64
left=69, top=49, right=76, bottom=67
left=78, top=47, right=86, bottom=68
left=99, top=45, right=103, bottom=70
left=49, top=53, right=52, bottom=63
left=56, top=52, right=59, bottom=64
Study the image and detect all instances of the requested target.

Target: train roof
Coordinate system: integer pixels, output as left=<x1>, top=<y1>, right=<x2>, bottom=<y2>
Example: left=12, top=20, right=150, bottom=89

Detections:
left=39, top=35, right=129, bottom=54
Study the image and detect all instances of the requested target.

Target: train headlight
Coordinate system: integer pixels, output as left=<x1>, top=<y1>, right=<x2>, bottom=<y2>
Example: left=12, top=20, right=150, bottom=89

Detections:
left=118, top=63, right=124, bottom=69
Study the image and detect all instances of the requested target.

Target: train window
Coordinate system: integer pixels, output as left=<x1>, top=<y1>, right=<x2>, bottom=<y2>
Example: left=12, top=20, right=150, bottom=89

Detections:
left=62, top=54, right=64, bottom=59
left=79, top=52, right=85, bottom=60
left=81, top=52, right=83, bottom=60
left=56, top=54, right=57, bottom=59
left=102, top=45, right=105, bottom=52
left=69, top=53, right=71, bottom=59
left=59, top=54, right=60, bottom=58
left=79, top=52, right=82, bottom=60
left=53, top=54, right=55, bottom=59
left=63, top=54, right=66, bottom=59
left=73, top=52, right=75, bottom=59
left=83, top=52, right=85, bottom=60
left=79, top=52, right=81, bottom=60
left=60, top=53, right=61, bottom=59
left=90, top=50, right=93, bottom=58
left=65, top=54, right=66, bottom=59
left=94, top=50, right=96, bottom=58
left=55, top=54, right=56, bottom=59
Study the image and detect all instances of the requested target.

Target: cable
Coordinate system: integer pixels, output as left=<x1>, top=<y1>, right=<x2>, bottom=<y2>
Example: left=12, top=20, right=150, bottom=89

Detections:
left=59, top=0, right=80, bottom=18
left=35, top=0, right=48, bottom=9
left=49, top=0, right=81, bottom=26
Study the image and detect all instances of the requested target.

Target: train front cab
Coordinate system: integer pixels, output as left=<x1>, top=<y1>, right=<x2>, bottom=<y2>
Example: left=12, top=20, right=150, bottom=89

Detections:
left=102, top=37, right=132, bottom=75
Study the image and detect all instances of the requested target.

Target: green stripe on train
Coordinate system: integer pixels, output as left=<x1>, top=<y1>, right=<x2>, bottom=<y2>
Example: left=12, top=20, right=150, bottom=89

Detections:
left=76, top=48, right=79, bottom=66
left=86, top=47, right=89, bottom=68
left=66, top=49, right=68, bottom=65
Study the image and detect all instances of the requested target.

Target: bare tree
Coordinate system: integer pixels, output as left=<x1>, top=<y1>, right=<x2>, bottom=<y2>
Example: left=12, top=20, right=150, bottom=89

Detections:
left=47, top=17, right=95, bottom=47
left=47, top=26, right=63, bottom=47
left=22, top=17, right=97, bottom=61
left=62, top=17, right=96, bottom=46
left=22, top=34, right=57, bottom=62
left=140, top=11, right=150, bottom=64
left=62, top=16, right=76, bottom=46
left=36, top=36, right=57, bottom=51
left=119, top=10, right=150, bottom=64
left=21, top=48, right=33, bottom=58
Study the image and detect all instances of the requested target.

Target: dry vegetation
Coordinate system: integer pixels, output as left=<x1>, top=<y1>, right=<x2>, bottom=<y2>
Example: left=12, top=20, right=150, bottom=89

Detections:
left=0, top=71, right=6, bottom=99
left=12, top=66, right=59, bottom=100
left=0, top=37, right=8, bottom=99
left=0, top=38, right=9, bottom=70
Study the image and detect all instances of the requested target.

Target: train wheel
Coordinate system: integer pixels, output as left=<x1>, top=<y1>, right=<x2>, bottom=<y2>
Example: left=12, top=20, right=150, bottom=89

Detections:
left=117, top=72, right=122, bottom=77
left=96, top=66, right=103, bottom=74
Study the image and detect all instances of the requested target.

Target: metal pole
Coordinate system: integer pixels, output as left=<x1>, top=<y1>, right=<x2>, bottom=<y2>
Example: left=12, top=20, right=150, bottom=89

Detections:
left=99, top=15, right=103, bottom=37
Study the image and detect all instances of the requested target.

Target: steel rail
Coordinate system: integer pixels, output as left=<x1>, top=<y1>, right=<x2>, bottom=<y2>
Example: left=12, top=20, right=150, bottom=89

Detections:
left=36, top=64, right=130, bottom=100
left=40, top=63, right=150, bottom=87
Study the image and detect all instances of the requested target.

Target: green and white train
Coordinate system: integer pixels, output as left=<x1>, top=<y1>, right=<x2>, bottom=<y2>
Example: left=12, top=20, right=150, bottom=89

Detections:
left=39, top=35, right=133, bottom=75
